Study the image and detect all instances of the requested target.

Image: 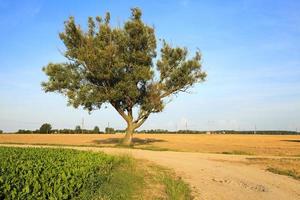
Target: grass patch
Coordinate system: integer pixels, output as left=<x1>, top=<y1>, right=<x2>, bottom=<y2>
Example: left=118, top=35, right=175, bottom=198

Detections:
left=162, top=174, right=193, bottom=200
left=267, top=167, right=300, bottom=180
left=93, top=156, right=145, bottom=200
left=221, top=150, right=254, bottom=155
left=247, top=157, right=300, bottom=181
left=135, top=145, right=171, bottom=151
left=143, top=163, right=193, bottom=200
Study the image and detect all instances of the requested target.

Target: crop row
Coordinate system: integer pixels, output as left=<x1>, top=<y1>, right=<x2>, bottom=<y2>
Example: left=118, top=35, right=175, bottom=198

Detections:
left=0, top=147, right=120, bottom=200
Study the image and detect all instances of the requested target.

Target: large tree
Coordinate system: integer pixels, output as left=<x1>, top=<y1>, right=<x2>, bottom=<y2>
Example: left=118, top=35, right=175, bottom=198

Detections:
left=42, top=8, right=206, bottom=145
left=39, top=123, right=52, bottom=134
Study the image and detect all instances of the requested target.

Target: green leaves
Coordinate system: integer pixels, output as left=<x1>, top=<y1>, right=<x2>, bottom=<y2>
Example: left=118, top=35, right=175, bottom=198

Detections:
left=0, top=147, right=118, bottom=200
left=157, top=42, right=206, bottom=95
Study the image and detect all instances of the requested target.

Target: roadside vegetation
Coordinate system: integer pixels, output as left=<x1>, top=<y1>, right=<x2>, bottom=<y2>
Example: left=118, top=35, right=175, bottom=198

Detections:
left=221, top=150, right=254, bottom=155
left=133, top=160, right=193, bottom=200
left=0, top=147, right=192, bottom=200
left=247, top=157, right=300, bottom=181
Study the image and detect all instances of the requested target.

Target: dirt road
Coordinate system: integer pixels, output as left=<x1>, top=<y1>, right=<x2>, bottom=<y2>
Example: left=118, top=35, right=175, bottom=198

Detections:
left=1, top=144, right=300, bottom=200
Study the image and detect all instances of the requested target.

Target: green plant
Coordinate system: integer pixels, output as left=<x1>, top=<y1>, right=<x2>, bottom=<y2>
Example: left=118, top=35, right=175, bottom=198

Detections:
left=151, top=165, right=193, bottom=200
left=0, top=147, right=121, bottom=200
left=162, top=175, right=193, bottom=200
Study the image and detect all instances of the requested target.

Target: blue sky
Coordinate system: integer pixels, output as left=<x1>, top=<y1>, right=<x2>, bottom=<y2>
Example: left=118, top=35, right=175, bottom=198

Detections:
left=0, top=0, right=299, bottom=132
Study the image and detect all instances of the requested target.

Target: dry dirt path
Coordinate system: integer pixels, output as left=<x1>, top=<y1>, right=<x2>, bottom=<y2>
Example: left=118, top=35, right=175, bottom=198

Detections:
left=1, top=144, right=300, bottom=200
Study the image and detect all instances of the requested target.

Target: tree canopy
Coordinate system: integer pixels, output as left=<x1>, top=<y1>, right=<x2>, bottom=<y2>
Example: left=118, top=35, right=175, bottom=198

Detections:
left=42, top=8, right=206, bottom=145
left=93, top=126, right=100, bottom=133
left=39, top=123, right=52, bottom=134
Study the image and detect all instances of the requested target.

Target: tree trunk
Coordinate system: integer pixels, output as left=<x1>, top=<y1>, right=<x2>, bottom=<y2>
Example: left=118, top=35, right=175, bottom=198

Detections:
left=122, top=123, right=134, bottom=146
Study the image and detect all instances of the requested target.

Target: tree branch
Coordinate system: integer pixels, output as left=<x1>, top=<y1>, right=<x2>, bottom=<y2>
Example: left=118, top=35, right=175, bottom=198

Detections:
left=134, top=113, right=150, bottom=129
left=133, top=109, right=148, bottom=124
left=111, top=102, right=130, bottom=123
left=160, top=85, right=190, bottom=99
left=127, top=107, right=133, bottom=121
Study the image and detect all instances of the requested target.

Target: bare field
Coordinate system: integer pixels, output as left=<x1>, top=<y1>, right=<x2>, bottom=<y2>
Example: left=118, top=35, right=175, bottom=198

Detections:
left=0, top=133, right=299, bottom=156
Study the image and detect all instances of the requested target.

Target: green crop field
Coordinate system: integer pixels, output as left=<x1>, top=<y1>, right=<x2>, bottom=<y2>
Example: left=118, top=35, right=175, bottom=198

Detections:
left=0, top=147, right=124, bottom=200
left=0, top=146, right=192, bottom=200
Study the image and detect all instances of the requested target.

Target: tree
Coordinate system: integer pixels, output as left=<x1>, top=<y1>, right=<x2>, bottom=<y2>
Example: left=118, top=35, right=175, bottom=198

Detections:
left=39, top=123, right=52, bottom=134
left=105, top=127, right=115, bottom=134
left=93, top=126, right=100, bottom=133
left=75, top=125, right=81, bottom=133
left=42, top=8, right=206, bottom=145
left=0, top=130, right=3, bottom=134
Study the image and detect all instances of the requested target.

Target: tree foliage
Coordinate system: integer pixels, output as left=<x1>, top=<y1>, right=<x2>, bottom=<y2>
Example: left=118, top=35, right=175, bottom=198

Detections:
left=105, top=127, right=115, bottom=134
left=42, top=8, right=206, bottom=144
left=39, top=123, right=52, bottom=134
left=93, top=126, right=100, bottom=133
left=75, top=125, right=81, bottom=133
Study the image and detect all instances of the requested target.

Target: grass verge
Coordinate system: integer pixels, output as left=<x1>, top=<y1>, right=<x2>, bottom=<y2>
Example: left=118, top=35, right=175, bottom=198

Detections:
left=247, top=157, right=300, bottom=181
left=162, top=174, right=193, bottom=200
left=221, top=150, right=254, bottom=155
left=141, top=162, right=193, bottom=200
left=135, top=145, right=171, bottom=151
left=267, top=167, right=300, bottom=180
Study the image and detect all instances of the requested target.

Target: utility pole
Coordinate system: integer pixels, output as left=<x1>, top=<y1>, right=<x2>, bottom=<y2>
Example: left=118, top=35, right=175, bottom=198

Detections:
left=81, top=118, right=84, bottom=134
left=254, top=124, right=256, bottom=134
left=185, top=121, right=188, bottom=132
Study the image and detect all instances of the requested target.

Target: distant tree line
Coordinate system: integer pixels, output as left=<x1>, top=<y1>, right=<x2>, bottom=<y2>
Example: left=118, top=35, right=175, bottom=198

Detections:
left=136, top=129, right=299, bottom=135
left=16, top=123, right=109, bottom=134
left=10, top=125, right=300, bottom=135
left=137, top=129, right=171, bottom=134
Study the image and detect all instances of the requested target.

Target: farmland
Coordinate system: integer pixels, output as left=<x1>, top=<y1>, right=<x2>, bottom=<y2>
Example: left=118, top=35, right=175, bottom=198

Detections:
left=0, top=133, right=299, bottom=156
left=0, top=146, right=192, bottom=200
left=0, top=147, right=123, bottom=199
left=1, top=134, right=300, bottom=199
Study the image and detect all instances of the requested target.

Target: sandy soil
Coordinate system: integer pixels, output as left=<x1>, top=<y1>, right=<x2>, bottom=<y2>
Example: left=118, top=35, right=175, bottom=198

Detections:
left=1, top=144, right=300, bottom=200
left=1, top=134, right=300, bottom=156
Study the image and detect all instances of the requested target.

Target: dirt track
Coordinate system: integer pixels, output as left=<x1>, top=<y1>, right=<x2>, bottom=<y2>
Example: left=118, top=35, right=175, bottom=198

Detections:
left=1, top=144, right=299, bottom=200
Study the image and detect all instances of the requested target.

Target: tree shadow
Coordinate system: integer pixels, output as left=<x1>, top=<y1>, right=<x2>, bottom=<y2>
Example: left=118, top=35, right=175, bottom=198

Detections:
left=281, top=140, right=300, bottom=143
left=92, top=137, right=166, bottom=146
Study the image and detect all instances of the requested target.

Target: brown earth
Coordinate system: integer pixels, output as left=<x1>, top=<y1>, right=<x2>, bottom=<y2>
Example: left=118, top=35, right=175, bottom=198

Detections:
left=1, top=144, right=300, bottom=200
left=1, top=133, right=300, bottom=156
